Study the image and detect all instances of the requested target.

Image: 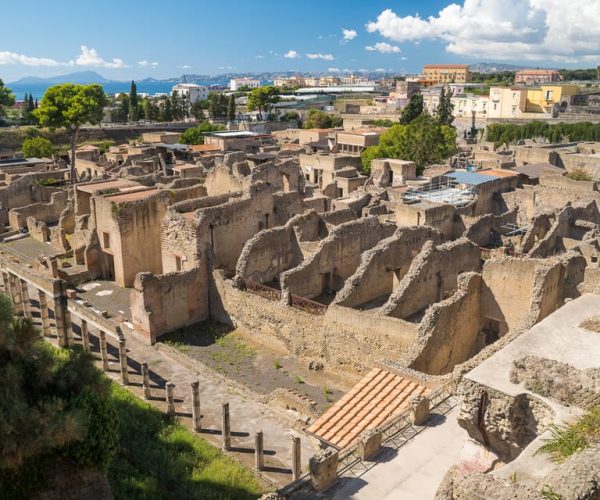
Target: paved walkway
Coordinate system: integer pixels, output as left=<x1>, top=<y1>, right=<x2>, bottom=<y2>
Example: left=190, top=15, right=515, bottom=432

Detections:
left=25, top=285, right=318, bottom=488
left=333, top=407, right=467, bottom=500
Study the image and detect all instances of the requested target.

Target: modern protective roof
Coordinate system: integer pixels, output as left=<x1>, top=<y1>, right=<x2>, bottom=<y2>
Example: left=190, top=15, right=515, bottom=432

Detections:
left=307, top=367, right=429, bottom=449
left=446, top=170, right=498, bottom=185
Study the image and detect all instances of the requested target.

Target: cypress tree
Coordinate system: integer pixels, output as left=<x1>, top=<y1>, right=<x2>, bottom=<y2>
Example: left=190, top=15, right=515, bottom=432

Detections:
left=227, top=94, right=236, bottom=121
left=128, top=80, right=139, bottom=122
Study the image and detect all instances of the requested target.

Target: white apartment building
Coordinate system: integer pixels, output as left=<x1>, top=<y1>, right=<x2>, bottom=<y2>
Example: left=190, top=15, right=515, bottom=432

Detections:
left=172, top=83, right=209, bottom=103
left=229, top=78, right=260, bottom=91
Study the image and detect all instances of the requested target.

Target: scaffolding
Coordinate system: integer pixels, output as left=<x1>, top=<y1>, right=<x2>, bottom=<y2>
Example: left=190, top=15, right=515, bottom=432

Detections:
left=403, top=177, right=477, bottom=207
left=501, top=223, right=531, bottom=236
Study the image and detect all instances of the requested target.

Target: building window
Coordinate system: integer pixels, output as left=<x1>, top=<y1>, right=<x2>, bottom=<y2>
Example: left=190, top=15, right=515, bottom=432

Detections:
left=103, top=232, right=110, bottom=249
left=545, top=90, right=553, bottom=101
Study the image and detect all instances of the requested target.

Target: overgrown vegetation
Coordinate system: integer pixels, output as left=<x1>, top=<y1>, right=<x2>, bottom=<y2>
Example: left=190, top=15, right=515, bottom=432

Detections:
left=107, top=383, right=264, bottom=499
left=21, top=135, right=54, bottom=158
left=304, top=109, right=343, bottom=129
left=180, top=121, right=226, bottom=145
left=486, top=121, right=600, bottom=146
left=566, top=169, right=593, bottom=182
left=537, top=407, right=600, bottom=463
left=361, top=113, right=457, bottom=175
left=36, top=177, right=59, bottom=187
left=0, top=294, right=118, bottom=499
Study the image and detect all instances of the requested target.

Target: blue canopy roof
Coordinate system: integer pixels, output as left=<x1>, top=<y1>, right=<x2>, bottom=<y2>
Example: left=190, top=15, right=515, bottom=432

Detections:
left=446, top=170, right=498, bottom=186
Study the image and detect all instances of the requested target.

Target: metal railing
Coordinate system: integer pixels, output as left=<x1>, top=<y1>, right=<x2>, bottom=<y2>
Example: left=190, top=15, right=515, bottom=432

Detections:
left=290, top=294, right=327, bottom=315
left=244, top=279, right=282, bottom=301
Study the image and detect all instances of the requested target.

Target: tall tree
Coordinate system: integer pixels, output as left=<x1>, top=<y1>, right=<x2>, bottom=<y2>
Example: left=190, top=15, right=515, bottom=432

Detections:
left=227, top=94, right=236, bottom=121
left=247, top=86, right=280, bottom=120
left=35, top=84, right=107, bottom=183
left=160, top=97, right=173, bottom=122
left=399, top=93, right=423, bottom=124
left=436, top=86, right=455, bottom=127
left=28, top=93, right=34, bottom=112
left=21, top=136, right=54, bottom=158
left=128, top=80, right=139, bottom=122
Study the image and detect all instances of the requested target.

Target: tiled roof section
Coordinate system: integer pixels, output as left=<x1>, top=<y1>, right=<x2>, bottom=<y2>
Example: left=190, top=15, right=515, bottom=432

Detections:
left=307, top=367, right=428, bottom=449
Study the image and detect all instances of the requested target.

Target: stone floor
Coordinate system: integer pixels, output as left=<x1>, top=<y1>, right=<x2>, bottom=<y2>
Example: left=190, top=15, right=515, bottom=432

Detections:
left=74, top=280, right=133, bottom=322
left=332, top=406, right=467, bottom=500
left=25, top=283, right=318, bottom=489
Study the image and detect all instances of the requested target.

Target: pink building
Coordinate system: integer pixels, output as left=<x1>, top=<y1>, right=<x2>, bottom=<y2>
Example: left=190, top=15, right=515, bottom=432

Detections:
left=515, top=69, right=561, bottom=85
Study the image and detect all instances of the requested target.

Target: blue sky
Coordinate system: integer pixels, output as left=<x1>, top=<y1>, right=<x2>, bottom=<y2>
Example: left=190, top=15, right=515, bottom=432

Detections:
left=0, top=0, right=598, bottom=81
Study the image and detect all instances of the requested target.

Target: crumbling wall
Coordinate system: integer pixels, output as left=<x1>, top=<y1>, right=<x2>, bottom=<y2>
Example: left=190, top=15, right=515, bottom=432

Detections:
left=382, top=238, right=481, bottom=319
left=334, top=226, right=444, bottom=308
left=457, top=378, right=555, bottom=461
left=407, top=273, right=482, bottom=375
left=197, top=186, right=305, bottom=274
left=8, top=191, right=68, bottom=229
left=462, top=210, right=517, bottom=247
left=211, top=271, right=416, bottom=374
left=280, top=217, right=396, bottom=299
left=130, top=265, right=209, bottom=344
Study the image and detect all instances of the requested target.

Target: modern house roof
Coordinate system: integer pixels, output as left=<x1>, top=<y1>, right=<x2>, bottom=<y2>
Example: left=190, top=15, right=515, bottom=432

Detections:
left=307, top=367, right=429, bottom=449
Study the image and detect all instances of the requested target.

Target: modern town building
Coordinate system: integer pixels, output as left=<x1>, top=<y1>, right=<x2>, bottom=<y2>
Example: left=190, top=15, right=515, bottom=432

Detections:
left=422, top=64, right=470, bottom=85
left=171, top=83, right=209, bottom=103
left=515, top=69, right=562, bottom=85
left=229, top=78, right=261, bottom=91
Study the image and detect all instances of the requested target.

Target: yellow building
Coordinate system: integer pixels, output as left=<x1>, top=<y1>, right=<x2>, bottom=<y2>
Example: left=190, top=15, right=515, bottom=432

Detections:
left=422, top=64, right=470, bottom=84
left=524, top=84, right=579, bottom=114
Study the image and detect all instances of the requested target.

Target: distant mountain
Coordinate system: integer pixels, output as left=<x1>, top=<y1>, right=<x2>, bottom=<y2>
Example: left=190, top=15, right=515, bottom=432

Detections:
left=470, top=62, right=555, bottom=73
left=9, top=71, right=115, bottom=85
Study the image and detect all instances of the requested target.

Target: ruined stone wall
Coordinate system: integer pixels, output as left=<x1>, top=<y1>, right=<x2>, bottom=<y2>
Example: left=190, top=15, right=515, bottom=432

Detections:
left=320, top=208, right=358, bottom=226
left=130, top=265, right=209, bottom=343
left=280, top=217, right=396, bottom=299
left=8, top=191, right=68, bottom=229
left=539, top=173, right=598, bottom=192
left=196, top=187, right=305, bottom=274
left=204, top=163, right=243, bottom=196
left=160, top=212, right=202, bottom=273
left=170, top=191, right=241, bottom=214
left=462, top=210, right=517, bottom=247
left=382, top=238, right=481, bottom=319
left=334, top=226, right=445, bottom=308
left=0, top=172, right=66, bottom=226
left=210, top=271, right=416, bottom=375
left=394, top=203, right=459, bottom=238
left=559, top=152, right=600, bottom=179
left=407, top=273, right=482, bottom=375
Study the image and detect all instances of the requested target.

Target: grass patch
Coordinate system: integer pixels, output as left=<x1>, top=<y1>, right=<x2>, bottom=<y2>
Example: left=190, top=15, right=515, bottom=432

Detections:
left=295, top=376, right=305, bottom=385
left=537, top=406, right=600, bottom=463
left=566, top=169, right=593, bottom=182
left=107, top=382, right=264, bottom=499
left=273, top=360, right=282, bottom=369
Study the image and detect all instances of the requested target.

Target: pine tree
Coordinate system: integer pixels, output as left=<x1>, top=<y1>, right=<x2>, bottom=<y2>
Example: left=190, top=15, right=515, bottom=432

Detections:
left=399, top=93, right=424, bottom=125
left=28, top=94, right=34, bottom=113
left=436, top=86, right=455, bottom=127
left=227, top=94, right=236, bottom=121
left=128, top=80, right=139, bottom=122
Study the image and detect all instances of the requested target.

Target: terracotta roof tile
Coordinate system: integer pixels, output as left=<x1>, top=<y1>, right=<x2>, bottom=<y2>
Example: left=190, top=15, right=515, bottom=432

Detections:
left=307, top=367, right=429, bottom=449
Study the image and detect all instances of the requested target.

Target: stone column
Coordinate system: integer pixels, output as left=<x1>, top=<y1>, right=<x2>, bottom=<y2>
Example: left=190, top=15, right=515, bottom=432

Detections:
left=255, top=431, right=264, bottom=471
left=9, top=274, right=23, bottom=315
left=52, top=296, right=69, bottom=347
left=99, top=330, right=109, bottom=371
left=166, top=382, right=175, bottom=416
left=191, top=381, right=201, bottom=432
left=63, top=306, right=73, bottom=347
left=1, top=272, right=10, bottom=295
left=142, top=362, right=151, bottom=399
left=38, top=290, right=51, bottom=338
left=80, top=319, right=90, bottom=351
left=309, top=448, right=339, bottom=492
left=222, top=402, right=231, bottom=451
left=357, top=429, right=382, bottom=461
left=410, top=395, right=430, bottom=426
left=118, top=338, right=129, bottom=385
left=292, top=436, right=301, bottom=481
left=19, top=280, right=31, bottom=317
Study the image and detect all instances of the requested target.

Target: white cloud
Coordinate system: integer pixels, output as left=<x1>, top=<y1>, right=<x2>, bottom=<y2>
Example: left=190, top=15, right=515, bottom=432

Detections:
left=179, top=64, right=192, bottom=69
left=366, top=1, right=600, bottom=62
left=374, top=68, right=388, bottom=72
left=217, top=65, right=233, bottom=70
left=76, top=45, right=127, bottom=68
left=0, top=45, right=128, bottom=68
left=306, top=53, right=335, bottom=61
left=255, top=55, right=264, bottom=59
left=342, top=28, right=357, bottom=41
left=328, top=67, right=340, bottom=72
left=365, top=42, right=401, bottom=53
left=284, top=50, right=300, bottom=59
left=0, top=51, right=63, bottom=66
left=138, top=60, right=159, bottom=67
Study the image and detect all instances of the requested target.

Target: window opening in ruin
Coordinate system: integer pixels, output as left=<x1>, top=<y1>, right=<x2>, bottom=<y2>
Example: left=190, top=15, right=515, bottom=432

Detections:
left=477, top=391, right=490, bottom=447
left=175, top=256, right=182, bottom=272
left=388, top=170, right=394, bottom=185
left=336, top=188, right=343, bottom=198
left=209, top=224, right=214, bottom=250
left=283, top=174, right=290, bottom=192
left=321, top=272, right=331, bottom=294
left=103, top=232, right=110, bottom=249
left=265, top=213, right=269, bottom=229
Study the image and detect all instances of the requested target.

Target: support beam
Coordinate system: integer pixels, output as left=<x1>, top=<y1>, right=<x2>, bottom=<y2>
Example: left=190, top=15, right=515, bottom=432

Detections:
left=191, top=381, right=201, bottom=432
left=118, top=338, right=129, bottom=385
left=1, top=272, right=10, bottom=295
left=52, top=296, right=69, bottom=347
left=38, top=290, right=51, bottom=338
left=80, top=319, right=90, bottom=351
left=142, top=362, right=151, bottom=399
left=255, top=431, right=264, bottom=471
left=222, top=402, right=231, bottom=451
left=292, top=436, right=301, bottom=481
left=166, top=382, right=175, bottom=416
left=99, top=330, right=109, bottom=371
